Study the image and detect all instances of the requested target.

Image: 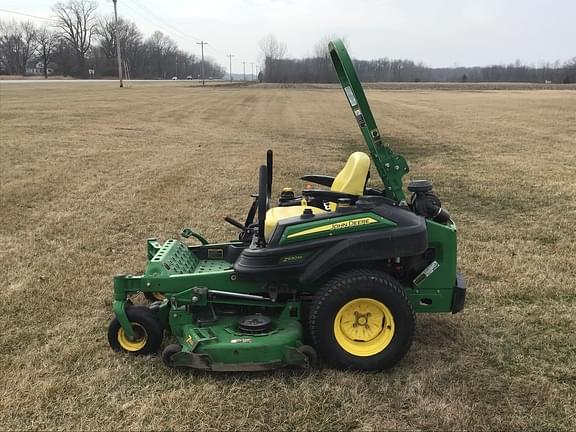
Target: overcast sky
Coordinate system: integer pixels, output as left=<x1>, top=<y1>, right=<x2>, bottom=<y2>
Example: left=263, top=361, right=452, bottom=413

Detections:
left=1, top=0, right=575, bottom=70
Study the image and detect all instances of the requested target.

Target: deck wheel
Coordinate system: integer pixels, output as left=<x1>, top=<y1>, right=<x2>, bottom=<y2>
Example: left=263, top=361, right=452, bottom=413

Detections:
left=108, top=306, right=163, bottom=355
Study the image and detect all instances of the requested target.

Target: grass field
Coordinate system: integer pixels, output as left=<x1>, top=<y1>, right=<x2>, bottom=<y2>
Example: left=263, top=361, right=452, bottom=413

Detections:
left=1, top=82, right=575, bottom=431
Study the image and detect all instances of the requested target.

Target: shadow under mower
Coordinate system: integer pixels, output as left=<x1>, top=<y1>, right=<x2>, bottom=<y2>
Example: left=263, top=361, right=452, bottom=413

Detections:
left=107, top=40, right=466, bottom=372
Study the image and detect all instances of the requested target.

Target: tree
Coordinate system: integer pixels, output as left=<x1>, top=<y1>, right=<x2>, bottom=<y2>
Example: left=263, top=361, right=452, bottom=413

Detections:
left=36, top=27, right=58, bottom=79
left=96, top=16, right=142, bottom=77
left=312, top=35, right=346, bottom=82
left=0, top=19, right=37, bottom=75
left=144, top=31, right=177, bottom=78
left=259, top=34, right=286, bottom=82
left=53, top=0, right=98, bottom=77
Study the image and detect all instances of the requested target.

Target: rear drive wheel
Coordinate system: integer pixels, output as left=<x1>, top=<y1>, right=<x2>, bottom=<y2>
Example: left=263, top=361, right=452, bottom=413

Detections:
left=108, top=306, right=163, bottom=355
left=309, top=269, right=415, bottom=371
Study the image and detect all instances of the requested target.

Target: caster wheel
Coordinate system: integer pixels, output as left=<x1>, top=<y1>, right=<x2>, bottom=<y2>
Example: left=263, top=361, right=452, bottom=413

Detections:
left=162, top=344, right=182, bottom=368
left=108, top=306, right=163, bottom=355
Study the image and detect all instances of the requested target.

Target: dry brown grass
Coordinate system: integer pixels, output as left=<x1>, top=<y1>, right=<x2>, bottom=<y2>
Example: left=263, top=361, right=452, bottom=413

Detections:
left=1, top=81, right=575, bottom=431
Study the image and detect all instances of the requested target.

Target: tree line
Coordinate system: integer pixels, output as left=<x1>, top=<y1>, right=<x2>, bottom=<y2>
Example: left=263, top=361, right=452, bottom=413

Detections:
left=2, top=3, right=574, bottom=84
left=0, top=0, right=225, bottom=79
left=259, top=35, right=576, bottom=84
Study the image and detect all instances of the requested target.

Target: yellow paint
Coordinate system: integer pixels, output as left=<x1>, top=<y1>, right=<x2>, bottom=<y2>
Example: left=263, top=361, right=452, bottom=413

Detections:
left=264, top=206, right=326, bottom=240
left=286, top=217, right=377, bottom=239
left=333, top=298, right=395, bottom=357
left=329, top=152, right=371, bottom=211
left=117, top=323, right=148, bottom=352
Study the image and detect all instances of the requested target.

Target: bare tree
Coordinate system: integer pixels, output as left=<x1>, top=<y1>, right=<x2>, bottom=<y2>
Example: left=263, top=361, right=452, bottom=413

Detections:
left=96, top=16, right=142, bottom=75
left=0, top=19, right=37, bottom=75
left=36, top=27, right=58, bottom=79
left=144, top=31, right=177, bottom=78
left=259, top=34, right=286, bottom=60
left=20, top=21, right=38, bottom=74
left=259, top=34, right=286, bottom=82
left=53, top=0, right=98, bottom=76
left=313, top=35, right=347, bottom=82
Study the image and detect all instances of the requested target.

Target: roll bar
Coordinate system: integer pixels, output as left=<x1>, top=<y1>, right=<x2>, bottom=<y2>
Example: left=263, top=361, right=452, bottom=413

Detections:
left=329, top=39, right=409, bottom=202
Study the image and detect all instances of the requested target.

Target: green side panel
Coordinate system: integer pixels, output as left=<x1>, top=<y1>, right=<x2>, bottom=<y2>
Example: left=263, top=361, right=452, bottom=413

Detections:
left=279, top=212, right=397, bottom=245
left=329, top=39, right=409, bottom=202
left=406, top=220, right=458, bottom=313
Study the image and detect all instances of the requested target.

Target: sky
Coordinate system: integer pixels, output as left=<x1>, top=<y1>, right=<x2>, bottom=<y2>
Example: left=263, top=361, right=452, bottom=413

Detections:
left=1, top=0, right=575, bottom=71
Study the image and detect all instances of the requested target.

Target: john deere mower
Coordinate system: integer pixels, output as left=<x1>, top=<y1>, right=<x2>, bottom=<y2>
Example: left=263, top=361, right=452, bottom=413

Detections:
left=107, top=40, right=466, bottom=371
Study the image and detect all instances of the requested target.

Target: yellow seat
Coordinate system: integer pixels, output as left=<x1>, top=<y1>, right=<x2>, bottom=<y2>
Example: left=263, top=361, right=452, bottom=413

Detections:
left=264, top=152, right=371, bottom=240
left=329, top=151, right=371, bottom=210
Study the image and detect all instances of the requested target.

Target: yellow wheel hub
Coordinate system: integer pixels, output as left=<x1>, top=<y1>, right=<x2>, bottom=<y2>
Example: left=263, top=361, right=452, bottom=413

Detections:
left=117, top=323, right=148, bottom=352
left=333, top=298, right=395, bottom=357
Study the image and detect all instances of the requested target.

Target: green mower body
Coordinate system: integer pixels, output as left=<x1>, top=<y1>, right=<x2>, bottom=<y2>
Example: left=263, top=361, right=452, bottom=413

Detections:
left=108, top=40, right=466, bottom=372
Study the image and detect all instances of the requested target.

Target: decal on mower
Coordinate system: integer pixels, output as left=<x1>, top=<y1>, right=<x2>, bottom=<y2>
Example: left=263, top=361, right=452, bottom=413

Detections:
left=344, top=86, right=358, bottom=106
left=287, top=217, right=378, bottom=239
left=207, top=248, right=224, bottom=259
left=231, top=338, right=253, bottom=344
left=413, top=261, right=440, bottom=286
left=279, top=254, right=306, bottom=264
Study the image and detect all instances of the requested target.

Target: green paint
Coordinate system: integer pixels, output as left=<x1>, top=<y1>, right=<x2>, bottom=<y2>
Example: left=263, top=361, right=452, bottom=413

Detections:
left=405, top=220, right=458, bottom=313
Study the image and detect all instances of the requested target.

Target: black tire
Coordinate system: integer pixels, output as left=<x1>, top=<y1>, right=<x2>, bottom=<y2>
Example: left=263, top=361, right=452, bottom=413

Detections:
left=108, top=306, right=163, bottom=355
left=309, top=269, right=415, bottom=371
left=162, top=344, right=182, bottom=368
left=297, top=345, right=318, bottom=369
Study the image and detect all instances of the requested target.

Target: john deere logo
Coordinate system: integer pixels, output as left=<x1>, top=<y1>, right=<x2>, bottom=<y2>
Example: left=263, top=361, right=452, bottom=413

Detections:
left=287, top=217, right=378, bottom=239
left=332, top=218, right=375, bottom=230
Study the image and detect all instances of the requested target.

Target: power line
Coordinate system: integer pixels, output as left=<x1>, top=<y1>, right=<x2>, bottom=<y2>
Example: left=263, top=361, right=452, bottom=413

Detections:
left=123, top=0, right=230, bottom=63
left=0, top=8, right=57, bottom=22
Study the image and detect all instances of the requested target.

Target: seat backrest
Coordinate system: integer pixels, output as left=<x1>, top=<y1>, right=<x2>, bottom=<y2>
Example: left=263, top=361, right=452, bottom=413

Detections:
left=330, top=152, right=370, bottom=210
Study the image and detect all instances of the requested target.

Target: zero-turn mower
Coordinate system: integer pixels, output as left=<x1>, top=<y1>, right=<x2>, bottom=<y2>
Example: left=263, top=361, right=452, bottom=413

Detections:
left=107, top=40, right=466, bottom=372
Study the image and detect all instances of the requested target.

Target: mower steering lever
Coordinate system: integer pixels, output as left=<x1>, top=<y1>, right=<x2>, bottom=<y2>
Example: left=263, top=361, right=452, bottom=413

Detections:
left=224, top=216, right=247, bottom=231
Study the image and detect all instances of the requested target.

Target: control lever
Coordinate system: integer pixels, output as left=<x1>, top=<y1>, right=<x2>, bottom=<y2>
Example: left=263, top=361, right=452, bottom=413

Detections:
left=224, top=216, right=247, bottom=230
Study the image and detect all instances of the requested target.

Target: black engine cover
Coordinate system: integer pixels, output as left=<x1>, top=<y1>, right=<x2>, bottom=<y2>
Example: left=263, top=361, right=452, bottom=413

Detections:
left=233, top=198, right=427, bottom=283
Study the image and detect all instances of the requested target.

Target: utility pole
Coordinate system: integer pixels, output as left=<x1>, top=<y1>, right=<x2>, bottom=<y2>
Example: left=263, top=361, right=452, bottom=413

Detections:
left=250, top=62, right=255, bottom=81
left=196, top=40, right=207, bottom=86
left=242, top=61, right=247, bottom=81
left=175, top=54, right=178, bottom=78
left=227, top=54, right=234, bottom=80
left=112, top=0, right=123, bottom=87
